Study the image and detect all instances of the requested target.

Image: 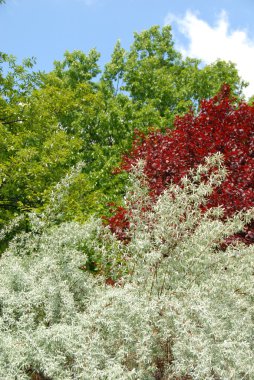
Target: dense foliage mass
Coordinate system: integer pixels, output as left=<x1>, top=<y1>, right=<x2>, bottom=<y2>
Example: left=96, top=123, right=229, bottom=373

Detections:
left=1, top=8, right=254, bottom=378
left=109, top=85, right=254, bottom=244
left=0, top=26, right=247, bottom=235
left=0, top=156, right=253, bottom=379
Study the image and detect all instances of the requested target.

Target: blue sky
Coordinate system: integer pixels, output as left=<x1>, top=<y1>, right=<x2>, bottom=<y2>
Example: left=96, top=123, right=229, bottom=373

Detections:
left=1, top=0, right=254, bottom=97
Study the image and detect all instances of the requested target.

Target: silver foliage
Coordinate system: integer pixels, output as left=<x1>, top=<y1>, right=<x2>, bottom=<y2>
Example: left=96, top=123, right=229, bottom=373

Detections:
left=0, top=154, right=253, bottom=379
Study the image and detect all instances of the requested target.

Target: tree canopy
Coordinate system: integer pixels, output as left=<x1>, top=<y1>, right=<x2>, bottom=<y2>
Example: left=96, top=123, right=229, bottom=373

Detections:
left=0, top=25, right=249, bottom=238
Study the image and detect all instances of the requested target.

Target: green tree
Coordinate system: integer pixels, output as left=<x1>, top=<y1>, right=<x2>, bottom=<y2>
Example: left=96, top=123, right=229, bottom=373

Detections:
left=0, top=55, right=82, bottom=230
left=104, top=25, right=246, bottom=125
left=53, top=49, right=101, bottom=89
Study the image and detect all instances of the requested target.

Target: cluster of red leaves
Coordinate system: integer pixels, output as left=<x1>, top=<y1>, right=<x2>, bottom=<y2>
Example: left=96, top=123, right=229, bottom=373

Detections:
left=109, top=85, right=254, bottom=244
left=105, top=206, right=130, bottom=243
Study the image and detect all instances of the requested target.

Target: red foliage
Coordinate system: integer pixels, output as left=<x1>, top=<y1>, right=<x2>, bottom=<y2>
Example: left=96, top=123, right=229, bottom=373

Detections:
left=109, top=85, right=254, bottom=244
left=107, top=206, right=130, bottom=243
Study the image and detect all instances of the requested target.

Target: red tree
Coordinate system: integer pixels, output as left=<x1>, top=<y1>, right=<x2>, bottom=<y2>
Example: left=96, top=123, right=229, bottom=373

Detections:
left=109, top=85, right=254, bottom=244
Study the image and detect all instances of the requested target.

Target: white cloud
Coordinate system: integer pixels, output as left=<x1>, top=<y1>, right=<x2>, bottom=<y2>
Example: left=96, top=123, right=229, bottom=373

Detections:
left=165, top=11, right=254, bottom=98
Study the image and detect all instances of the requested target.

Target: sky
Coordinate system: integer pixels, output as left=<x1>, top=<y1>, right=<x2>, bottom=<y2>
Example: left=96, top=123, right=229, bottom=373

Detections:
left=1, top=0, right=254, bottom=97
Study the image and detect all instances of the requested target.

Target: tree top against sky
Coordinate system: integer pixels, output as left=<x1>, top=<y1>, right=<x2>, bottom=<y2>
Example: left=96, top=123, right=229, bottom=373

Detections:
left=1, top=0, right=254, bottom=97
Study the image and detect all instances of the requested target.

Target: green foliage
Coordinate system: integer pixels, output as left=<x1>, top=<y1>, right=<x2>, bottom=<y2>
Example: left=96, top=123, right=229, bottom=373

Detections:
left=0, top=155, right=253, bottom=379
left=0, top=82, right=82, bottom=229
left=0, top=54, right=43, bottom=226
left=104, top=26, right=246, bottom=124
left=53, top=49, right=101, bottom=88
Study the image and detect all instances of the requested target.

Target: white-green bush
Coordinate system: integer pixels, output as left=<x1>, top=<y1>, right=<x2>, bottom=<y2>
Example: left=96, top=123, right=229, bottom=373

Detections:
left=0, top=154, right=253, bottom=379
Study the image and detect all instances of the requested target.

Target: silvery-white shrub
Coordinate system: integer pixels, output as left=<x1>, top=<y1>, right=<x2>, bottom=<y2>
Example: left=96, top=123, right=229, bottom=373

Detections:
left=0, top=154, right=253, bottom=379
